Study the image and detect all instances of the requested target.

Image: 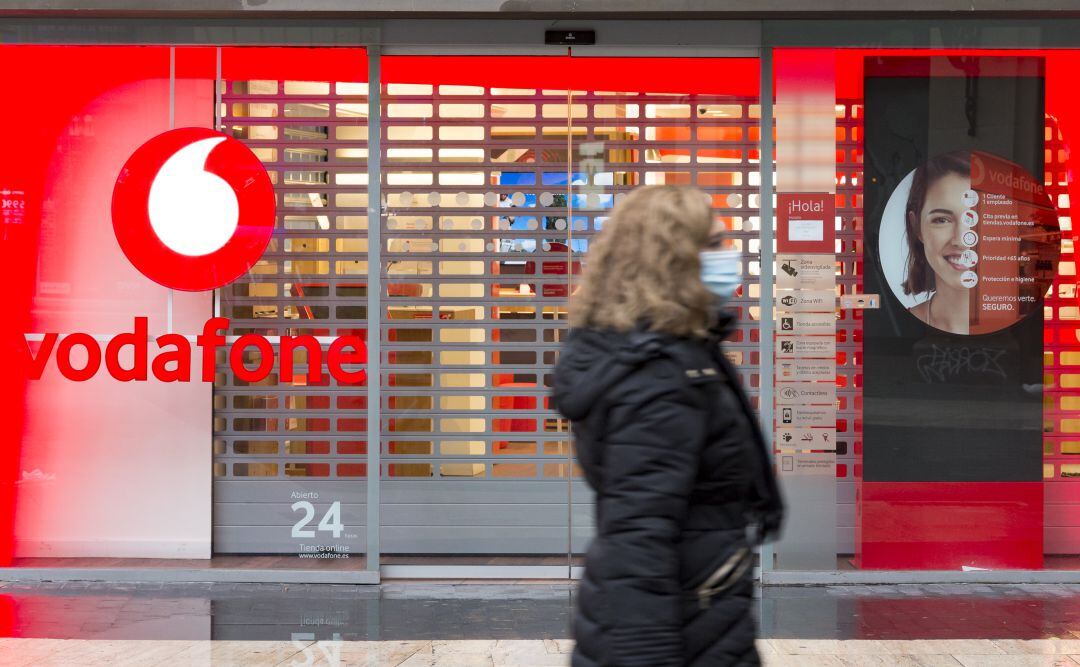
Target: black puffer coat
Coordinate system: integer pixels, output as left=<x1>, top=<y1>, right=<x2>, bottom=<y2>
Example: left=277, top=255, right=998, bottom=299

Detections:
left=553, top=320, right=783, bottom=667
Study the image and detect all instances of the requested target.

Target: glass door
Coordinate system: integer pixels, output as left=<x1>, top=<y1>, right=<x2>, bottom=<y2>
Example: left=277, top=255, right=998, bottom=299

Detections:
left=376, top=56, right=574, bottom=571
left=565, top=56, right=763, bottom=568
left=375, top=53, right=763, bottom=574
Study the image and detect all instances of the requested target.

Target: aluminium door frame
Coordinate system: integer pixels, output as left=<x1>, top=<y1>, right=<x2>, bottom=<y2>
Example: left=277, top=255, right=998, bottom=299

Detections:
left=368, top=34, right=765, bottom=581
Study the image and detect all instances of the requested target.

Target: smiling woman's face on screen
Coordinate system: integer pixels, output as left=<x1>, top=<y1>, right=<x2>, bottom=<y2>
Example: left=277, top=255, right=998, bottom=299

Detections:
left=914, top=170, right=972, bottom=292
left=879, top=149, right=1060, bottom=336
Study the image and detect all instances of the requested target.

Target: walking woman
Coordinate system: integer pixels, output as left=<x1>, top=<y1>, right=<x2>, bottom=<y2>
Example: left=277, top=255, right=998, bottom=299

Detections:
left=554, top=185, right=783, bottom=666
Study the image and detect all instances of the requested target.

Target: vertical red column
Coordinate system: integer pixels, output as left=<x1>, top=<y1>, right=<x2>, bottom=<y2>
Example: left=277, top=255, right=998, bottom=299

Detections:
left=0, top=162, right=35, bottom=567
left=0, top=47, right=50, bottom=566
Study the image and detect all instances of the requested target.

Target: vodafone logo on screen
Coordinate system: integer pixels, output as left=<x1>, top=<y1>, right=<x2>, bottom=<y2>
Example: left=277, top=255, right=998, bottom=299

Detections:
left=111, top=127, right=275, bottom=291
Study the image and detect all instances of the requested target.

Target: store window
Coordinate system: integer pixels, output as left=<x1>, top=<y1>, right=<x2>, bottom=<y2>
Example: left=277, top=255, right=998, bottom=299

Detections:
left=24, top=37, right=1080, bottom=577
left=1, top=45, right=375, bottom=571
left=2, top=45, right=762, bottom=574
left=770, top=48, right=1080, bottom=571
left=213, top=48, right=370, bottom=567
left=3, top=46, right=215, bottom=564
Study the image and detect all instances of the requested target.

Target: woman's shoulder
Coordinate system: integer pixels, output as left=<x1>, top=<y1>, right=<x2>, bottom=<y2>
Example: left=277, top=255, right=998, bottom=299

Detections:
left=615, top=338, right=722, bottom=402
left=564, top=326, right=717, bottom=385
left=654, top=334, right=721, bottom=371
left=908, top=299, right=930, bottom=320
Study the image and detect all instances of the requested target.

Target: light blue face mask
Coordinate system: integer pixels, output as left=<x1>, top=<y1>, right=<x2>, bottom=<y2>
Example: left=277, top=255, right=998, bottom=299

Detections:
left=700, top=249, right=741, bottom=303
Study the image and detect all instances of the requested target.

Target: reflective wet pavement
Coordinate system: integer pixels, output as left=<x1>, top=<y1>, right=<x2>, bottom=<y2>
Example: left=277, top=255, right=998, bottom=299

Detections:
left=761, top=584, right=1080, bottom=640
left=0, top=582, right=1079, bottom=642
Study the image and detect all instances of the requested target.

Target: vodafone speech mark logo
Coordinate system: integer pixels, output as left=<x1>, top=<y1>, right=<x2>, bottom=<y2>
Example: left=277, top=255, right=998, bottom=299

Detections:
left=112, top=127, right=275, bottom=291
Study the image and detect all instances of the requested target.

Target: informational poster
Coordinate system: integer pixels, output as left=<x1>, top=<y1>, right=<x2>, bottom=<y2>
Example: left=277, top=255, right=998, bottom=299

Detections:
left=861, top=56, right=1055, bottom=569
left=778, top=193, right=836, bottom=254
left=774, top=253, right=837, bottom=458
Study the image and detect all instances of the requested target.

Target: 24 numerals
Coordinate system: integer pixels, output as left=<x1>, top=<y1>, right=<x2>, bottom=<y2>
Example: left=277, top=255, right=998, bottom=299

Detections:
left=291, top=500, right=343, bottom=539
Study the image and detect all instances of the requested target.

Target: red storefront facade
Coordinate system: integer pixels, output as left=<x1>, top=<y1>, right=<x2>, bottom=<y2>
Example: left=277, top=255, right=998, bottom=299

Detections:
left=3, top=14, right=1080, bottom=583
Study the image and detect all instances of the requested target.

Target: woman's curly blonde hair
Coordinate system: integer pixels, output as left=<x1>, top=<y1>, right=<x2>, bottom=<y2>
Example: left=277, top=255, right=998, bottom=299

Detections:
left=570, top=185, right=715, bottom=338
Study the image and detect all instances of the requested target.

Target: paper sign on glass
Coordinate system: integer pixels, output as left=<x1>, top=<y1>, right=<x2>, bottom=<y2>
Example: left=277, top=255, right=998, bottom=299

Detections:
left=776, top=254, right=836, bottom=290
left=777, top=358, right=836, bottom=381
left=789, top=219, right=824, bottom=242
left=776, top=289, right=835, bottom=312
left=776, top=337, right=836, bottom=358
left=775, top=427, right=837, bottom=452
left=779, top=405, right=835, bottom=428
left=777, top=311, right=835, bottom=335
left=775, top=382, right=836, bottom=406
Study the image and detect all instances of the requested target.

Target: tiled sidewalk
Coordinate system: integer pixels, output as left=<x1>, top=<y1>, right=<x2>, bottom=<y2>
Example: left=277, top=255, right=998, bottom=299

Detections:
left=2, top=638, right=1080, bottom=666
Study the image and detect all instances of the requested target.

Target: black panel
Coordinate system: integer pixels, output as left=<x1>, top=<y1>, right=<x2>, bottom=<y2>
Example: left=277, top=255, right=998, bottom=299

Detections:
left=863, top=56, right=1045, bottom=482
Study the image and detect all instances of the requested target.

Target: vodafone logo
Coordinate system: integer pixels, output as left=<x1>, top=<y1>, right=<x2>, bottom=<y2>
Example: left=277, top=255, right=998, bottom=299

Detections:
left=21, top=129, right=368, bottom=386
left=112, top=127, right=275, bottom=291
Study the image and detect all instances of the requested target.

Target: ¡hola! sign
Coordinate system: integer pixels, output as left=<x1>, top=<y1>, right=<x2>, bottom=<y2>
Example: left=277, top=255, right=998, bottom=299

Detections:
left=22, top=127, right=367, bottom=382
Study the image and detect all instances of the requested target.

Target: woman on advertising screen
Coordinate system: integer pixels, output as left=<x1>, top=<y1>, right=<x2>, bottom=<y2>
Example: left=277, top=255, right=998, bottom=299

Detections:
left=553, top=185, right=783, bottom=666
left=903, top=151, right=975, bottom=335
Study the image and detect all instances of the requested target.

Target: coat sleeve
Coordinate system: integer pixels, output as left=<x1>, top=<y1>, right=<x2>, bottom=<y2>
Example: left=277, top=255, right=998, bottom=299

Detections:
left=597, top=377, right=705, bottom=667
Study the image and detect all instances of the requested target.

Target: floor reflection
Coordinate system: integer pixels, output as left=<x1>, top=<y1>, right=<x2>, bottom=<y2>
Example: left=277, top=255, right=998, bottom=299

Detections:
left=1, top=583, right=1079, bottom=642
left=0, top=582, right=573, bottom=642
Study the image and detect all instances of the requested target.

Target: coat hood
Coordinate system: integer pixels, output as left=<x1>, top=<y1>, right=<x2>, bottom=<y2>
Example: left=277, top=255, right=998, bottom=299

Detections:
left=552, top=328, right=668, bottom=422
left=553, top=312, right=738, bottom=422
